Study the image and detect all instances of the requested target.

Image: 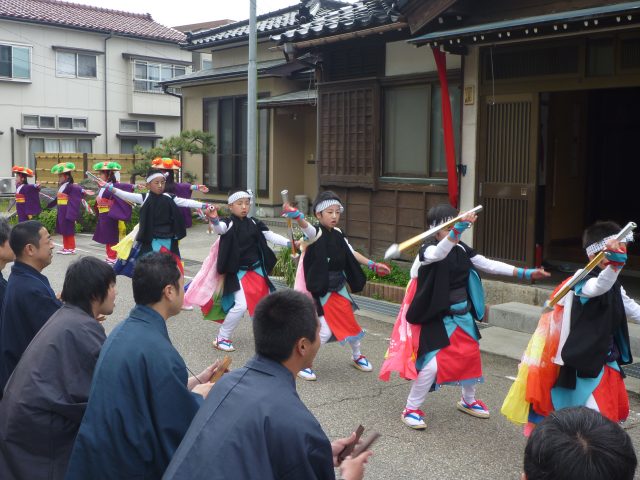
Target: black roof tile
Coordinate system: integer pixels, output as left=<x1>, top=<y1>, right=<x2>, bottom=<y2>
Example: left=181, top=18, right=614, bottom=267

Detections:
left=273, top=0, right=403, bottom=45
left=185, top=0, right=348, bottom=49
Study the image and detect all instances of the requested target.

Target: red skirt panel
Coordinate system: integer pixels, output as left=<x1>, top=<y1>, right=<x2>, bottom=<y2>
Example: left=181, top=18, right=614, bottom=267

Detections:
left=322, top=292, right=362, bottom=342
left=435, top=328, right=483, bottom=385
left=240, top=270, right=269, bottom=317
left=593, top=365, right=629, bottom=422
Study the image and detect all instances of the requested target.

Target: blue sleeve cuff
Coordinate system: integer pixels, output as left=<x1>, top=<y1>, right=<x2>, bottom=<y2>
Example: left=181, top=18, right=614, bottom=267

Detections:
left=517, top=268, right=535, bottom=280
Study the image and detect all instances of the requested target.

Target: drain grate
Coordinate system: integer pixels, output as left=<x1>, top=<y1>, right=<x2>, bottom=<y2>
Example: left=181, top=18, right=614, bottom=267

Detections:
left=271, top=279, right=288, bottom=290
left=352, top=294, right=400, bottom=317
left=623, top=363, right=640, bottom=379
left=182, top=258, right=203, bottom=267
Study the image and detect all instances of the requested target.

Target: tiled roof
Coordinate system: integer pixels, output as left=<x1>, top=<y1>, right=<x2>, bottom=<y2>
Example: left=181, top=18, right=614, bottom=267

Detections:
left=273, top=0, right=403, bottom=44
left=186, top=0, right=347, bottom=49
left=162, top=58, right=288, bottom=87
left=257, top=89, right=317, bottom=108
left=0, top=0, right=186, bottom=43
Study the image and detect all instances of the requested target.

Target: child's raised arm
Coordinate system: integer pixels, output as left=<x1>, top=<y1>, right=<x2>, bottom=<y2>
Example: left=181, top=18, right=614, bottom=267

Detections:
left=622, top=287, right=640, bottom=324
left=470, top=255, right=549, bottom=280
left=262, top=230, right=290, bottom=247
left=580, top=238, right=628, bottom=298
left=106, top=185, right=144, bottom=205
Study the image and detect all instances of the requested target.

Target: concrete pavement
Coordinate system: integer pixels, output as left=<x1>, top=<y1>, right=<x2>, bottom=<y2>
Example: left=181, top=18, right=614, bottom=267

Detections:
left=13, top=223, right=640, bottom=480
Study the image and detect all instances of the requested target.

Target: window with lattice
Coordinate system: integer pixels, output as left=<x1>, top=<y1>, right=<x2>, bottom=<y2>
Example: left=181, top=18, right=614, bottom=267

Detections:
left=317, top=83, right=379, bottom=188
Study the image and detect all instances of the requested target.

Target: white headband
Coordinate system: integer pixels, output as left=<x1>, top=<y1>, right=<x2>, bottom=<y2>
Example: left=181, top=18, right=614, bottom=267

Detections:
left=429, top=216, right=455, bottom=229
left=315, top=199, right=344, bottom=214
left=228, top=190, right=253, bottom=204
left=146, top=172, right=167, bottom=183
left=585, top=233, right=634, bottom=256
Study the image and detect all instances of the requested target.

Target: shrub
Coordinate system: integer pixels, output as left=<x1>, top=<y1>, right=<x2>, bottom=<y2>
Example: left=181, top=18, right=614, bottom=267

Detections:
left=32, top=208, right=87, bottom=234
left=34, top=208, right=57, bottom=234
left=362, top=260, right=410, bottom=287
left=3, top=199, right=19, bottom=226
left=183, top=170, right=198, bottom=184
left=124, top=207, right=140, bottom=234
left=272, top=247, right=299, bottom=287
left=77, top=206, right=97, bottom=232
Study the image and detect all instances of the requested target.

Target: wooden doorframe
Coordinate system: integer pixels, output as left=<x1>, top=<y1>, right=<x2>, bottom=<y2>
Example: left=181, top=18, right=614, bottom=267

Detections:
left=474, top=93, right=539, bottom=266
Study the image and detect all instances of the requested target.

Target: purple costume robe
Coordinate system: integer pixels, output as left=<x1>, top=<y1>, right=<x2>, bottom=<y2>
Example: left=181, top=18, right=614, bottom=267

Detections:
left=173, top=182, right=194, bottom=228
left=15, top=183, right=41, bottom=222
left=92, top=183, right=134, bottom=245
left=47, top=183, right=83, bottom=236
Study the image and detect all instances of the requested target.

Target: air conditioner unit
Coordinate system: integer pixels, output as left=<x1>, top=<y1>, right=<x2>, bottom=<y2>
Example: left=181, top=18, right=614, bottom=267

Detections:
left=0, top=177, right=16, bottom=194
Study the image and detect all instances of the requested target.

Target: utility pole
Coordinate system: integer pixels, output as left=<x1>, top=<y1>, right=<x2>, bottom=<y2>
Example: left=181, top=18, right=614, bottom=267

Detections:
left=247, top=0, right=257, bottom=215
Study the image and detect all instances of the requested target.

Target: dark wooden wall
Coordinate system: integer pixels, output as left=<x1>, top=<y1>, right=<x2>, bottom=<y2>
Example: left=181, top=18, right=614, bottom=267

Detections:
left=327, top=186, right=448, bottom=259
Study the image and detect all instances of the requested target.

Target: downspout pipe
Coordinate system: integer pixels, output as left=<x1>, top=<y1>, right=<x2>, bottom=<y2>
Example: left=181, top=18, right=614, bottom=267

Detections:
left=247, top=0, right=257, bottom=216
left=10, top=127, right=15, bottom=167
left=162, top=86, right=183, bottom=131
left=162, top=85, right=184, bottom=181
left=104, top=33, right=113, bottom=154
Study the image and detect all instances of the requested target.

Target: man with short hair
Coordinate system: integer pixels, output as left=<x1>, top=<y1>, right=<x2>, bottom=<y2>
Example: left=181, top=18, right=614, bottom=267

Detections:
left=0, top=220, right=60, bottom=396
left=0, top=256, right=116, bottom=480
left=0, top=217, right=15, bottom=311
left=523, top=406, right=637, bottom=480
left=164, top=289, right=372, bottom=480
left=66, top=252, right=219, bottom=480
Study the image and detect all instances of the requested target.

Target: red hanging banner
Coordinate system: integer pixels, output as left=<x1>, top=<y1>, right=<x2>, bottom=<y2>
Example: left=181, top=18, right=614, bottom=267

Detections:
left=432, top=47, right=459, bottom=208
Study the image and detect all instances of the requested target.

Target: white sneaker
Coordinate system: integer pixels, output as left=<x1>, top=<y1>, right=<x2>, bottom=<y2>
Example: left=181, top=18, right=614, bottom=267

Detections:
left=402, top=408, right=427, bottom=430
left=212, top=336, right=235, bottom=352
left=456, top=398, right=490, bottom=419
left=297, top=368, right=317, bottom=381
left=352, top=355, right=373, bottom=372
left=57, top=249, right=76, bottom=255
left=181, top=305, right=194, bottom=311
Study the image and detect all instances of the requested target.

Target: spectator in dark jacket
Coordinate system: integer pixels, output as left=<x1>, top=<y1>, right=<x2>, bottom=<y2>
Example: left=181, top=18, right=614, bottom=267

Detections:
left=0, top=256, right=116, bottom=480
left=0, top=220, right=61, bottom=397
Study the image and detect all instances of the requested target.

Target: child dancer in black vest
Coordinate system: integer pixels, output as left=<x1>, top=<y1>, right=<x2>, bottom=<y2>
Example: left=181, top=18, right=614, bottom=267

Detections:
left=503, top=221, right=640, bottom=433
left=210, top=190, right=311, bottom=352
left=295, top=191, right=390, bottom=381
left=381, top=203, right=548, bottom=430
left=99, top=169, right=213, bottom=257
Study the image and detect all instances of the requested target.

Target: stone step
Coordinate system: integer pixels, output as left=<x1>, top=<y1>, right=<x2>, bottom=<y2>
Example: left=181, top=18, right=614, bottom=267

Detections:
left=489, top=301, right=640, bottom=358
left=488, top=302, right=543, bottom=334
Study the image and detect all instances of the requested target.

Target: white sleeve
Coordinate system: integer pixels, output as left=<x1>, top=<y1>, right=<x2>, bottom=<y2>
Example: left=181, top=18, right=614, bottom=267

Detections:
left=344, top=236, right=355, bottom=254
left=420, top=236, right=456, bottom=265
left=409, top=237, right=456, bottom=278
left=173, top=197, right=206, bottom=209
left=470, top=254, right=515, bottom=277
left=212, top=220, right=229, bottom=235
left=622, top=286, right=640, bottom=324
left=111, top=188, right=143, bottom=204
left=579, top=266, right=621, bottom=298
left=263, top=230, right=289, bottom=247
left=300, top=224, right=317, bottom=240
left=410, top=255, right=421, bottom=278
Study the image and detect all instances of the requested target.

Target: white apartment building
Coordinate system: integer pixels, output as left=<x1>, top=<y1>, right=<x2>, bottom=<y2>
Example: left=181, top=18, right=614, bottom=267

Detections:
left=0, top=0, right=191, bottom=173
